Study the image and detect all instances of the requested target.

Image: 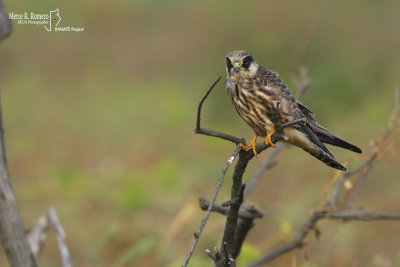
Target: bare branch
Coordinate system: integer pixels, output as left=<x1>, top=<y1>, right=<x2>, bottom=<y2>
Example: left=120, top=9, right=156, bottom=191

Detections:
left=199, top=195, right=265, bottom=260
left=195, top=76, right=221, bottom=131
left=328, top=210, right=400, bottom=221
left=329, top=153, right=378, bottom=206
left=0, top=7, right=37, bottom=264
left=47, top=207, right=72, bottom=267
left=331, top=88, right=399, bottom=207
left=182, top=147, right=241, bottom=267
left=292, top=67, right=311, bottom=98
left=246, top=208, right=400, bottom=267
left=27, top=213, right=50, bottom=257
left=27, top=207, right=72, bottom=267
left=0, top=0, right=12, bottom=42
left=199, top=197, right=264, bottom=220
left=194, top=77, right=245, bottom=145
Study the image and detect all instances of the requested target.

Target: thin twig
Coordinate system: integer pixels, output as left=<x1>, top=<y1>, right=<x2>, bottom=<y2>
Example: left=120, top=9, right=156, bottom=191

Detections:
left=182, top=147, right=241, bottom=267
left=27, top=207, right=72, bottom=267
left=245, top=208, right=400, bottom=267
left=328, top=210, right=400, bottom=221
left=27, top=213, right=50, bottom=257
left=47, top=207, right=72, bottom=267
left=194, top=76, right=245, bottom=145
left=195, top=127, right=245, bottom=145
left=331, top=88, right=399, bottom=207
left=330, top=153, right=378, bottom=206
left=343, top=171, right=369, bottom=210
left=195, top=76, right=222, bottom=131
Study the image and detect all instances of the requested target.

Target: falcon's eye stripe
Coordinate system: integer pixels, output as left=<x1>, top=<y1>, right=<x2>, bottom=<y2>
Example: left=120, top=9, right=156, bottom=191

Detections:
left=242, top=56, right=253, bottom=69
left=226, top=57, right=233, bottom=71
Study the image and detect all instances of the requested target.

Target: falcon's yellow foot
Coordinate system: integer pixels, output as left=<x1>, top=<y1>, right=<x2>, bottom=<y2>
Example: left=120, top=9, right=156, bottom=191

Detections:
left=239, top=134, right=260, bottom=155
left=266, top=124, right=276, bottom=147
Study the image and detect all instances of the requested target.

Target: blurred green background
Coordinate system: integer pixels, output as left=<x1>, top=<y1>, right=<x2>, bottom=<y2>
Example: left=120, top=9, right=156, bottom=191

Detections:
left=0, top=0, right=399, bottom=266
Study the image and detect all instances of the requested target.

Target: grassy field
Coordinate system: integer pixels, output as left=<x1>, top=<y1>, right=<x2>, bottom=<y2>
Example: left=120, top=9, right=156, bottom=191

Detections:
left=0, top=0, right=399, bottom=266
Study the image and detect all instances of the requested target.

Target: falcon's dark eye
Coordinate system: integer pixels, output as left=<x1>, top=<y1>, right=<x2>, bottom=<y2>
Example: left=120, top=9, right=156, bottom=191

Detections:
left=242, top=56, right=253, bottom=69
left=226, top=57, right=233, bottom=71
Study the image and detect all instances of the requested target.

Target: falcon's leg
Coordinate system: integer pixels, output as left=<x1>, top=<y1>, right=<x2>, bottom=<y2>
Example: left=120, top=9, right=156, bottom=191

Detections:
left=239, top=133, right=260, bottom=155
left=265, top=124, right=276, bottom=147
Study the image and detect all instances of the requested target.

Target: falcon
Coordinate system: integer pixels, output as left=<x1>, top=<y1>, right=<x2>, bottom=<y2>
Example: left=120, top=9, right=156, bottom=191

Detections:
left=225, top=50, right=362, bottom=171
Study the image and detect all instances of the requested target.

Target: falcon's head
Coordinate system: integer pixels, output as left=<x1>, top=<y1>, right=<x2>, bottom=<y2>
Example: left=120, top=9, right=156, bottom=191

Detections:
left=226, top=51, right=258, bottom=79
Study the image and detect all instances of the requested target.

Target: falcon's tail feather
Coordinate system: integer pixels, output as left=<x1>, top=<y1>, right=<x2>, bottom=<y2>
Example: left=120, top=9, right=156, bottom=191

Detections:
left=297, top=124, right=347, bottom=171
left=303, top=147, right=347, bottom=171
left=311, top=123, right=362, bottom=154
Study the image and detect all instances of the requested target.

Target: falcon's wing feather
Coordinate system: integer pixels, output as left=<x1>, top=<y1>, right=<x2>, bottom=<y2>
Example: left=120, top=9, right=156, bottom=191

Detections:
left=296, top=101, right=316, bottom=122
left=293, top=109, right=334, bottom=157
left=256, top=66, right=335, bottom=157
left=297, top=101, right=362, bottom=153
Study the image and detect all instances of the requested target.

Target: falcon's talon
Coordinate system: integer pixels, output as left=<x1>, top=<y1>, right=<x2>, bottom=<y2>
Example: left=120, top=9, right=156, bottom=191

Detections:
left=240, top=134, right=260, bottom=155
left=239, top=143, right=249, bottom=150
left=266, top=124, right=276, bottom=147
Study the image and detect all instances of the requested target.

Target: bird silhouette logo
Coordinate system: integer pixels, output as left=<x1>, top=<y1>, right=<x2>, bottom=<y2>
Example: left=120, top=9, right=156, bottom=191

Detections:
left=44, top=8, right=61, bottom=31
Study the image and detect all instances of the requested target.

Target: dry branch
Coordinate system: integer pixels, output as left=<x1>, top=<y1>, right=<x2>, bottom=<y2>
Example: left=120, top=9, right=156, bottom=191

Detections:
left=0, top=0, right=12, bottom=42
left=328, top=210, right=400, bottom=221
left=194, top=76, right=245, bottom=145
left=199, top=197, right=264, bottom=220
left=0, top=4, right=38, bottom=266
left=27, top=207, right=72, bottom=267
left=182, top=147, right=241, bottom=267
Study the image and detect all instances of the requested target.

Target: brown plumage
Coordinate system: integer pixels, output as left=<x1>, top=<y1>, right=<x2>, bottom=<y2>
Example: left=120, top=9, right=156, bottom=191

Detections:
left=225, top=51, right=362, bottom=171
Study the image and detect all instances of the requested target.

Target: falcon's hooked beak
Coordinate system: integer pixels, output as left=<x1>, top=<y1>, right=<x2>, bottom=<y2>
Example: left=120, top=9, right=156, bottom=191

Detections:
left=233, top=62, right=241, bottom=72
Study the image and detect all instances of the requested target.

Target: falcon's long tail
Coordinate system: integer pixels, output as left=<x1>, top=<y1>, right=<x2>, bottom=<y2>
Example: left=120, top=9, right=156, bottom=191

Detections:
left=285, top=126, right=348, bottom=171
left=302, top=145, right=347, bottom=171
left=311, top=123, right=363, bottom=154
left=297, top=124, right=348, bottom=171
